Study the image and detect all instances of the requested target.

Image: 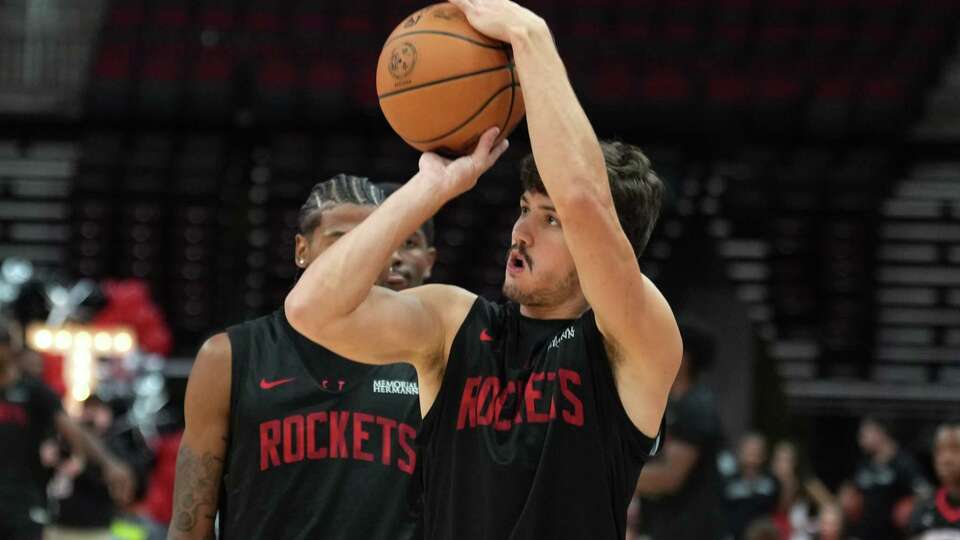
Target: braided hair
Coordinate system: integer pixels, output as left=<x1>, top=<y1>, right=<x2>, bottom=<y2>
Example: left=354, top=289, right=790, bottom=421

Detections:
left=298, top=173, right=385, bottom=235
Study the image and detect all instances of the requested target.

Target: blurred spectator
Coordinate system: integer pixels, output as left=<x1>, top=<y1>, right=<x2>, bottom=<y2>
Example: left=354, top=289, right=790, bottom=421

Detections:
left=724, top=432, right=781, bottom=540
left=0, top=315, right=134, bottom=540
left=772, top=440, right=836, bottom=539
left=848, top=417, right=931, bottom=540
left=906, top=421, right=960, bottom=539
left=46, top=395, right=152, bottom=540
left=815, top=504, right=854, bottom=540
left=635, top=322, right=725, bottom=540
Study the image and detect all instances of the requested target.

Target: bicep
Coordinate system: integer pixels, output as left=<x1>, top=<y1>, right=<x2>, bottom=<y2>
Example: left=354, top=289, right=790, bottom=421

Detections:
left=169, top=334, right=230, bottom=540
left=287, top=284, right=466, bottom=371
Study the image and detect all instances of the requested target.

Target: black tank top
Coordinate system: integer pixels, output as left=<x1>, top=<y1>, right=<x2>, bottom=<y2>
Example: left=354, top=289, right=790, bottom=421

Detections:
left=417, top=298, right=662, bottom=540
left=221, top=310, right=422, bottom=540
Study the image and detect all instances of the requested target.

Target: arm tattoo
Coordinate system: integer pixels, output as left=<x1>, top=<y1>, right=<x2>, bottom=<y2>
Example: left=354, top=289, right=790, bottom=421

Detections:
left=169, top=443, right=224, bottom=538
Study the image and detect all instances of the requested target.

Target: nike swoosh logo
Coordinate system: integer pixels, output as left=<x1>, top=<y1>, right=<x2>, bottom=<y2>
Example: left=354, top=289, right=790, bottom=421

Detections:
left=260, top=377, right=295, bottom=390
left=480, top=328, right=494, bottom=342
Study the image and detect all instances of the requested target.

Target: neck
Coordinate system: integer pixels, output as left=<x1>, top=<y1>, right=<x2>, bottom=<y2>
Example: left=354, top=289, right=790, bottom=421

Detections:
left=946, top=483, right=960, bottom=500
left=519, top=296, right=589, bottom=320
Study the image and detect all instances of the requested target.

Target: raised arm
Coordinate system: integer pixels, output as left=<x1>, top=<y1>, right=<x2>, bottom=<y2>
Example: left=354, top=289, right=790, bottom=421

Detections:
left=452, top=0, right=681, bottom=437
left=168, top=334, right=231, bottom=540
left=284, top=128, right=507, bottom=375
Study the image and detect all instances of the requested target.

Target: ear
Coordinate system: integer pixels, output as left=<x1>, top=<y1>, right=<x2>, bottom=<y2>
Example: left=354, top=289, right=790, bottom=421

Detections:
left=294, top=233, right=309, bottom=268
left=423, top=247, right=438, bottom=280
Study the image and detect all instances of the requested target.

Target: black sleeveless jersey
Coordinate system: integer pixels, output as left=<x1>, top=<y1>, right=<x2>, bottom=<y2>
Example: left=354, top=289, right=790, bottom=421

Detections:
left=908, top=488, right=960, bottom=539
left=220, top=310, right=422, bottom=540
left=417, top=298, right=662, bottom=540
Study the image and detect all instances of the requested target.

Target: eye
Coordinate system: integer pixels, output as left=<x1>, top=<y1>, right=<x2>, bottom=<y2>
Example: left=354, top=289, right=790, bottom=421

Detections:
left=403, top=237, right=418, bottom=249
left=519, top=206, right=530, bottom=216
left=546, top=215, right=559, bottom=226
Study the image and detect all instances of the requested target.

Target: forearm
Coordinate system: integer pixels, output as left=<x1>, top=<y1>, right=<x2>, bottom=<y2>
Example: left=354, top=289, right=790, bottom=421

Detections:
left=286, top=173, right=446, bottom=324
left=508, top=22, right=608, bottom=205
left=635, top=463, right=681, bottom=495
left=58, top=415, right=118, bottom=468
left=168, top=442, right=223, bottom=540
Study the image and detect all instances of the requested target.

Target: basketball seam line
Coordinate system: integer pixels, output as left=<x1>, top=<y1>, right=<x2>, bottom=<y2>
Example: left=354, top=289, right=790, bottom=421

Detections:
left=378, top=64, right=514, bottom=100
left=404, top=82, right=520, bottom=144
left=384, top=30, right=509, bottom=50
left=500, top=52, right=517, bottom=137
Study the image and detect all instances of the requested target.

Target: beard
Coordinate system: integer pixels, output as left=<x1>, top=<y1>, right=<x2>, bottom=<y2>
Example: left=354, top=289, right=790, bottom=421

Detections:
left=502, top=268, right=580, bottom=307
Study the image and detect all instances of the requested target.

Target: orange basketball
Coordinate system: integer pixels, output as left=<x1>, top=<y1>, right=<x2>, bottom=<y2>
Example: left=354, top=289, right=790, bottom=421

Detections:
left=376, top=3, right=525, bottom=156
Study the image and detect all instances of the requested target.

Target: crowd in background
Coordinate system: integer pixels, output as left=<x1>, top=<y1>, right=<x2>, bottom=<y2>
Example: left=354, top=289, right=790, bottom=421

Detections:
left=629, top=323, right=960, bottom=540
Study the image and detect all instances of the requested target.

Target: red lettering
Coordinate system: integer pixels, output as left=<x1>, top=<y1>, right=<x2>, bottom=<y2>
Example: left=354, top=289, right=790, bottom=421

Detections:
left=494, top=381, right=515, bottom=430
left=353, top=412, right=374, bottom=462
left=306, top=412, right=328, bottom=459
left=559, top=368, right=584, bottom=426
left=283, top=416, right=305, bottom=463
left=397, top=423, right=417, bottom=475
left=476, top=377, right=499, bottom=426
left=549, top=393, right=557, bottom=420
left=456, top=377, right=482, bottom=429
left=259, top=420, right=282, bottom=471
left=329, top=411, right=350, bottom=458
left=525, top=372, right=549, bottom=423
left=377, top=416, right=397, bottom=466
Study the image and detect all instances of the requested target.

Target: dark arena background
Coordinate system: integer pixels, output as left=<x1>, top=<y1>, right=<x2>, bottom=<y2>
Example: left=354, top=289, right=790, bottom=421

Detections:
left=1, top=0, right=959, bottom=539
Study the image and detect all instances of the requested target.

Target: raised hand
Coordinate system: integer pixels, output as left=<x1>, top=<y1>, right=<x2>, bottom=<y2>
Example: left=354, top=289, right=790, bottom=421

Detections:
left=448, top=0, right=544, bottom=44
left=417, top=126, right=509, bottom=200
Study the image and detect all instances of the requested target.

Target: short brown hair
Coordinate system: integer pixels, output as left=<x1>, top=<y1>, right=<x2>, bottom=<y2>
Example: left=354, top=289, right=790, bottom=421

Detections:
left=519, top=141, right=663, bottom=258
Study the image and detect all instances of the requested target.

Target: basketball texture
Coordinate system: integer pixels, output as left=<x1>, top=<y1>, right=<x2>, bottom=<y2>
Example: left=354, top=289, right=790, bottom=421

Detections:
left=376, top=3, right=525, bottom=156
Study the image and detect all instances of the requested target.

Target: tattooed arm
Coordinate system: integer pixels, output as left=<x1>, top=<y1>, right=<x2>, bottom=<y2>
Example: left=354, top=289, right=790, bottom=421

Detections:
left=168, top=333, right=231, bottom=540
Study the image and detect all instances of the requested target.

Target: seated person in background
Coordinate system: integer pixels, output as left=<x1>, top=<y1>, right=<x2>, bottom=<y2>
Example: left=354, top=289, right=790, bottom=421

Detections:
left=771, top=439, right=836, bottom=539
left=908, top=421, right=960, bottom=540
left=849, top=417, right=931, bottom=540
left=724, top=432, right=781, bottom=540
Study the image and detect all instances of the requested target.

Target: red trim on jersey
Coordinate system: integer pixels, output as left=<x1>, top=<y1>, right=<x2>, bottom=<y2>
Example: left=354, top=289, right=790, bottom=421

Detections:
left=936, top=487, right=960, bottom=523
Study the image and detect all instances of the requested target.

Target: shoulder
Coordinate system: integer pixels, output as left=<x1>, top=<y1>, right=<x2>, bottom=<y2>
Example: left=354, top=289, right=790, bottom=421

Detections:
left=186, top=333, right=232, bottom=411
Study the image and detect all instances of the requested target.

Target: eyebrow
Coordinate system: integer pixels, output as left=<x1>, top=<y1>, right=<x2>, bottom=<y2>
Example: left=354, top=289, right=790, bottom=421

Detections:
left=520, top=194, right=556, bottom=213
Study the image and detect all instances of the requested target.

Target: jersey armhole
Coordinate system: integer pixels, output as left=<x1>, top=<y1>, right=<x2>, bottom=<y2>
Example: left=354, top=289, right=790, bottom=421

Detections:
left=418, top=296, right=488, bottom=444
left=581, top=310, right=664, bottom=460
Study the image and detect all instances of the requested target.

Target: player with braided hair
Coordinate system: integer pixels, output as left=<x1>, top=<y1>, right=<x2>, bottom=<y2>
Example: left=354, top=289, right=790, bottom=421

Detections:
left=168, top=174, right=435, bottom=540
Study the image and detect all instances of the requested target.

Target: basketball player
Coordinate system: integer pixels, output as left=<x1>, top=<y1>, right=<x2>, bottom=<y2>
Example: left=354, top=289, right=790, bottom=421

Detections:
left=284, top=0, right=682, bottom=537
left=0, top=316, right=135, bottom=540
left=908, top=422, right=960, bottom=539
left=168, top=175, right=435, bottom=540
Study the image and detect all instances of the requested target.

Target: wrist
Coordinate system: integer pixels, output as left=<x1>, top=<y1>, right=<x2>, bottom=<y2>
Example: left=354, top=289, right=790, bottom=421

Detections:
left=409, top=170, right=457, bottom=207
left=507, top=16, right=548, bottom=48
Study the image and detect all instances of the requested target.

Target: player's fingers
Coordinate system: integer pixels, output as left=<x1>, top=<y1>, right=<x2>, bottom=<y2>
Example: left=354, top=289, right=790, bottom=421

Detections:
left=448, top=0, right=475, bottom=13
left=473, top=127, right=501, bottom=159
left=486, top=139, right=509, bottom=167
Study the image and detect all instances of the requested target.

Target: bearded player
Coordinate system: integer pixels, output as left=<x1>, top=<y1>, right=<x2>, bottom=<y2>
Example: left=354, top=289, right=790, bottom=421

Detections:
left=284, top=1, right=681, bottom=537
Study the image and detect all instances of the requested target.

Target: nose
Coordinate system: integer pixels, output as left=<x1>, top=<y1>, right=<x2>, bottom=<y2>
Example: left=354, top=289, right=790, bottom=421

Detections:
left=389, top=248, right=403, bottom=270
left=511, top=217, right=533, bottom=248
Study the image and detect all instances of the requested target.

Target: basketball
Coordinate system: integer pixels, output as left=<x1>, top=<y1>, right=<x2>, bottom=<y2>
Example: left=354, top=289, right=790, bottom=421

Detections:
left=376, top=3, right=525, bottom=156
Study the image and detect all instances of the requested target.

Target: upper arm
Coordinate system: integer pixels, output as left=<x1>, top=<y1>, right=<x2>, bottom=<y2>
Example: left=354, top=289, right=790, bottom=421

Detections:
left=285, top=283, right=475, bottom=373
left=559, top=196, right=681, bottom=437
left=168, top=333, right=231, bottom=540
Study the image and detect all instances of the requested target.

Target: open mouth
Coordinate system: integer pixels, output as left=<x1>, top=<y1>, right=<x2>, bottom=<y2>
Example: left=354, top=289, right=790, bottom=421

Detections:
left=507, top=251, right=527, bottom=274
